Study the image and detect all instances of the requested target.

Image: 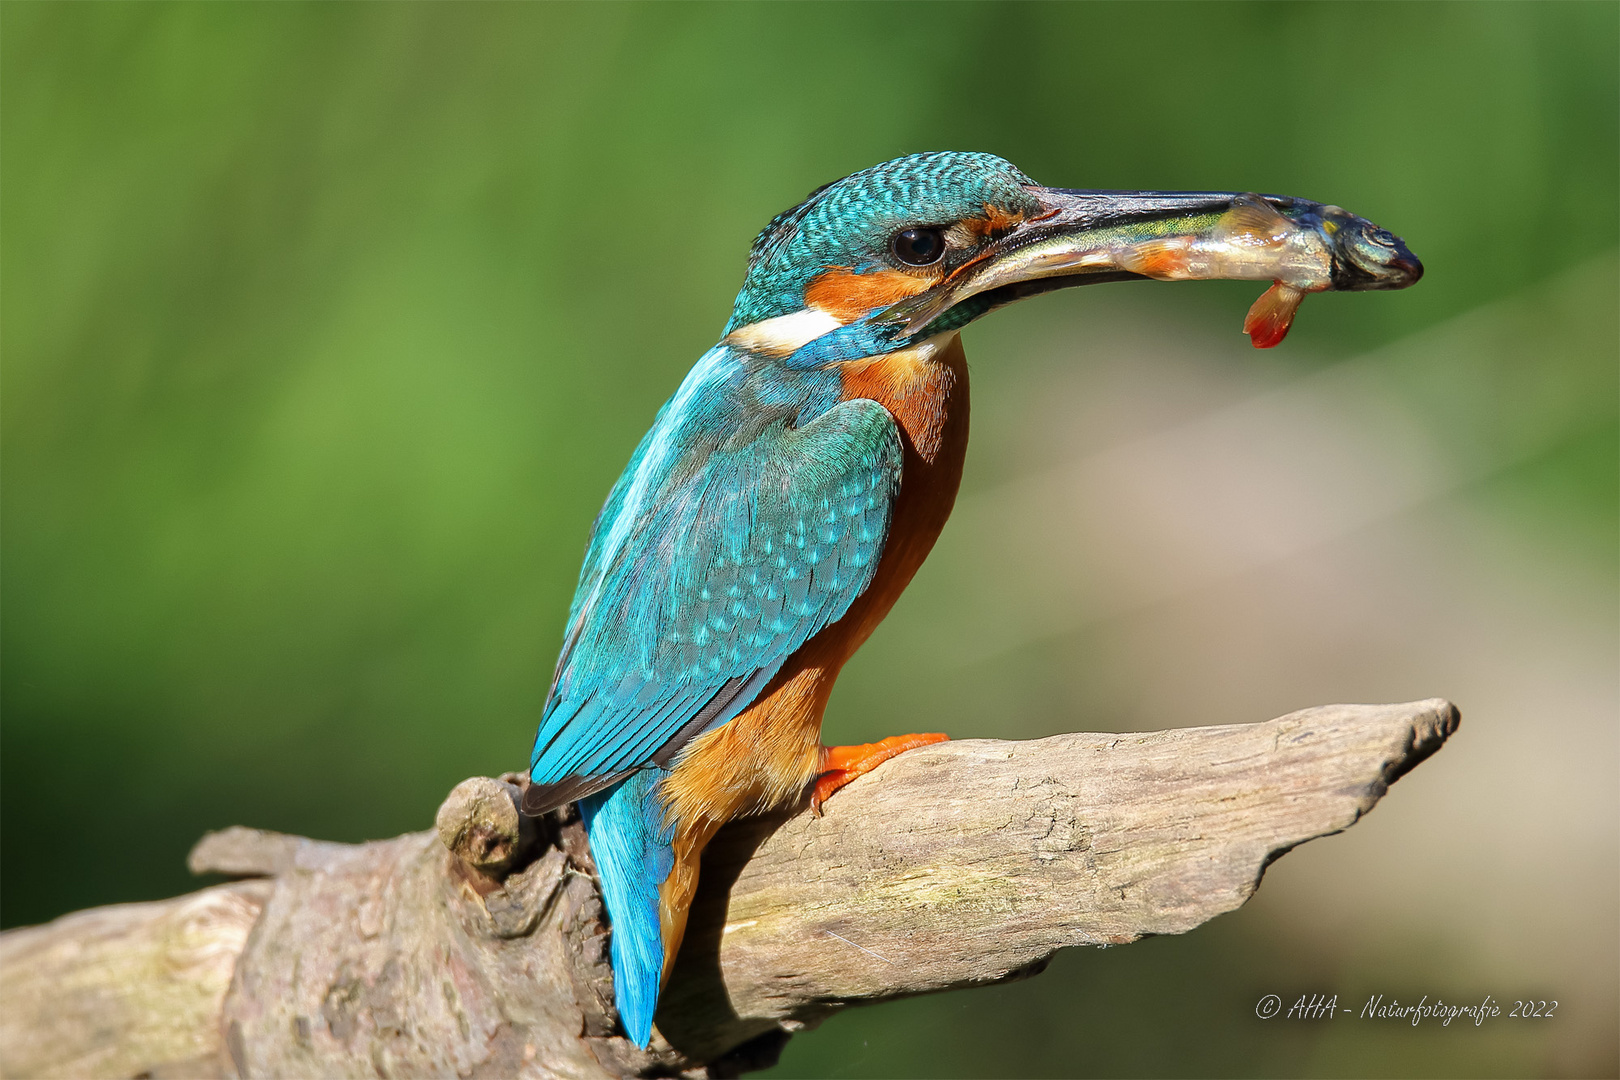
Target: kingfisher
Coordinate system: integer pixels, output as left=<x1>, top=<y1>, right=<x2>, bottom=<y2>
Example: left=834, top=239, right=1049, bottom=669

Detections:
left=521, top=151, right=1420, bottom=1048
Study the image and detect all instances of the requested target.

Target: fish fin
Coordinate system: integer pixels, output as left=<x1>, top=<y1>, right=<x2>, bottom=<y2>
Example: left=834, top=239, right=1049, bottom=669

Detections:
left=1216, top=194, right=1294, bottom=248
left=580, top=772, right=675, bottom=1049
left=1115, top=238, right=1191, bottom=280
left=1244, top=281, right=1306, bottom=348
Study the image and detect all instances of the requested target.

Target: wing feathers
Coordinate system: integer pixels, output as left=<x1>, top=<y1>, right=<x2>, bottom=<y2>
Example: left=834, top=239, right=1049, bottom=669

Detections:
left=649, top=672, right=755, bottom=768
left=526, top=394, right=903, bottom=806
left=521, top=768, right=634, bottom=817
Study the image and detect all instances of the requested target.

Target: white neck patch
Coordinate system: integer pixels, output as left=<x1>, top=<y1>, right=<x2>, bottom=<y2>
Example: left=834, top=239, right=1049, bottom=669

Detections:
left=722, top=308, right=843, bottom=358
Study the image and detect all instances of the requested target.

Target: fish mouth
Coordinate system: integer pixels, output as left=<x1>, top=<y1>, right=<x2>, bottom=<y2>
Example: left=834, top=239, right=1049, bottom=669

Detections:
left=875, top=186, right=1421, bottom=339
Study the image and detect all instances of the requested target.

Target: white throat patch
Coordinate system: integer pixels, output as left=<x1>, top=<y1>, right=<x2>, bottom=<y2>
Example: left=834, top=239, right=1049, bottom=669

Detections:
left=721, top=309, right=843, bottom=358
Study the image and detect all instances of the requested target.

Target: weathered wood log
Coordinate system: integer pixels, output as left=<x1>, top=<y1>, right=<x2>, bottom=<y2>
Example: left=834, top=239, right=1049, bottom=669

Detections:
left=0, top=699, right=1457, bottom=1079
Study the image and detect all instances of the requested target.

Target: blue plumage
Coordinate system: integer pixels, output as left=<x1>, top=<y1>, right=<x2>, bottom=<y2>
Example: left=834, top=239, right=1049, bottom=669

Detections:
left=529, top=349, right=902, bottom=794
left=529, top=345, right=903, bottom=1046
left=577, top=772, right=673, bottom=1049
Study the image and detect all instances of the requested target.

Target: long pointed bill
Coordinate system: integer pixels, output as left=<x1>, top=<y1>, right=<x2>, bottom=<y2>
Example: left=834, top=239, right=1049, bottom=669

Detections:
left=876, top=188, right=1422, bottom=348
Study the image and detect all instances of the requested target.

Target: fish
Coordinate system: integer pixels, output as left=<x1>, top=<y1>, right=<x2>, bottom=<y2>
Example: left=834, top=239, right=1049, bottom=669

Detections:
left=874, top=191, right=1423, bottom=348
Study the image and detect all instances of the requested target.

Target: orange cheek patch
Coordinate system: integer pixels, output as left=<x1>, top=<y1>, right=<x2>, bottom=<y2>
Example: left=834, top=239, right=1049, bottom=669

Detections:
left=805, top=266, right=936, bottom=322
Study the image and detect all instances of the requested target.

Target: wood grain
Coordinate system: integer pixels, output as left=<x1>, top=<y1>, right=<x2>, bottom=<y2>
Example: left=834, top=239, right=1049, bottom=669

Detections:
left=0, top=699, right=1457, bottom=1078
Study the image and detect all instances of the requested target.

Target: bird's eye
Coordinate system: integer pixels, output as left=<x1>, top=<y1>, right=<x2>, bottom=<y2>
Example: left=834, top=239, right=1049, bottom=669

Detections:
left=891, top=227, right=946, bottom=266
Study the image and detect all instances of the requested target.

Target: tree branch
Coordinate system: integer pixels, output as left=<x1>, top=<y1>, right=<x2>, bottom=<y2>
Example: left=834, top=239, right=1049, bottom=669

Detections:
left=0, top=699, right=1457, bottom=1079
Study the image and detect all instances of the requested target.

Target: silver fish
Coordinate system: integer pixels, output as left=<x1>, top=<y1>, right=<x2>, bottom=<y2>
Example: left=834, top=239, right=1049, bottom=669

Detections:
left=877, top=190, right=1422, bottom=348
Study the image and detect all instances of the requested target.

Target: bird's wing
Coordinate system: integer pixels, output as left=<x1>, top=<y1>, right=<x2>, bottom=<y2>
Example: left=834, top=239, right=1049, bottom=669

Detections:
left=525, top=394, right=903, bottom=814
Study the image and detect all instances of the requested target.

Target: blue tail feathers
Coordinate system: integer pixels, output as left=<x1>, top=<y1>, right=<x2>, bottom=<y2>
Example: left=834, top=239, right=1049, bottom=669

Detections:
left=578, top=770, right=675, bottom=1048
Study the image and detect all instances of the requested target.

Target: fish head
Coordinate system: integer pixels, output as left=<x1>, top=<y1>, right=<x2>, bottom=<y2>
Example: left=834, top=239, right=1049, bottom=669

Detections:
left=1317, top=206, right=1424, bottom=291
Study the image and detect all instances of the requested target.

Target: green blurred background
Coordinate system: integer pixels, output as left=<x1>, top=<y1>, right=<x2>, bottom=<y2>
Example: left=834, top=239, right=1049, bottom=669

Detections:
left=3, top=3, right=1615, bottom=1076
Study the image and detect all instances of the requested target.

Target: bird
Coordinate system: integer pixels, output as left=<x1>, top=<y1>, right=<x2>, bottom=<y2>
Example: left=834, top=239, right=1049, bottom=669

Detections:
left=520, top=151, right=1421, bottom=1048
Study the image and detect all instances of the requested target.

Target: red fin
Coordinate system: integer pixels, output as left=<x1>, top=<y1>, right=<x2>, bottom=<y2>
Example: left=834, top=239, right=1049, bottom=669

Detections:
left=1244, top=281, right=1305, bottom=348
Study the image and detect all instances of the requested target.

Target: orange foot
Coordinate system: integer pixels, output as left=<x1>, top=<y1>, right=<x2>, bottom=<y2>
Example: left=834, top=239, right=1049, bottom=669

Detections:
left=811, top=733, right=949, bottom=815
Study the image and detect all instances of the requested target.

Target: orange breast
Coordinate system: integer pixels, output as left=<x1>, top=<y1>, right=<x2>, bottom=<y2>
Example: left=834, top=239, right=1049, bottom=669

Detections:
left=654, top=334, right=971, bottom=982
left=660, top=334, right=971, bottom=829
left=828, top=333, right=971, bottom=652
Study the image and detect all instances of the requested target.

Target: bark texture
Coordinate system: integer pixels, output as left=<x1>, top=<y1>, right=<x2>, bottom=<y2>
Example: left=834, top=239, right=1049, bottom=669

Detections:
left=0, top=699, right=1458, bottom=1079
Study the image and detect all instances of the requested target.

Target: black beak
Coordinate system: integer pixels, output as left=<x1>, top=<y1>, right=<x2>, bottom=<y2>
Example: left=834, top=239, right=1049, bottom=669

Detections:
left=876, top=187, right=1289, bottom=336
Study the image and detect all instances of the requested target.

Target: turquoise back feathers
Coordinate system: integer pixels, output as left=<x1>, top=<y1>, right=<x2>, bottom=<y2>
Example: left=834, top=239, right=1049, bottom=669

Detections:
left=526, top=352, right=902, bottom=804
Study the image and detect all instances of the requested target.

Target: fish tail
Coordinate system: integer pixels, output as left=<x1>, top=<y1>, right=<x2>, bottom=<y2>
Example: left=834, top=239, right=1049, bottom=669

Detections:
left=579, top=770, right=675, bottom=1048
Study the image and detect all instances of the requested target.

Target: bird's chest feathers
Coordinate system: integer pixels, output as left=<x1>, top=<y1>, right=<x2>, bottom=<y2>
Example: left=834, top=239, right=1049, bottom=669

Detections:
left=834, top=333, right=970, bottom=631
left=836, top=334, right=967, bottom=465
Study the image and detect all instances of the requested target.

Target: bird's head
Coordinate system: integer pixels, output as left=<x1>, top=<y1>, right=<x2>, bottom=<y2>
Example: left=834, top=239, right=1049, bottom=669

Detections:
left=723, top=151, right=1045, bottom=364
left=721, top=151, right=1421, bottom=364
left=727, top=152, right=1039, bottom=327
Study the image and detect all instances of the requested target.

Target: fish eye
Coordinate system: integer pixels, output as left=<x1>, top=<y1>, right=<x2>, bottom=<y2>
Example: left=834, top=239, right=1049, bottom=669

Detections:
left=891, top=227, right=946, bottom=266
left=1370, top=228, right=1397, bottom=247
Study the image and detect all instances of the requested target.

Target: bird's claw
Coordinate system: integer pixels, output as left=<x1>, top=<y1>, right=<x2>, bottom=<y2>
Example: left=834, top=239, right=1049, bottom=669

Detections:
left=810, top=733, right=949, bottom=815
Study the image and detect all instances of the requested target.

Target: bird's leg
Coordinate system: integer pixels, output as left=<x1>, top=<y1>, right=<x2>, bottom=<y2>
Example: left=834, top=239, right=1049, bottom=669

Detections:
left=811, top=733, right=949, bottom=815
